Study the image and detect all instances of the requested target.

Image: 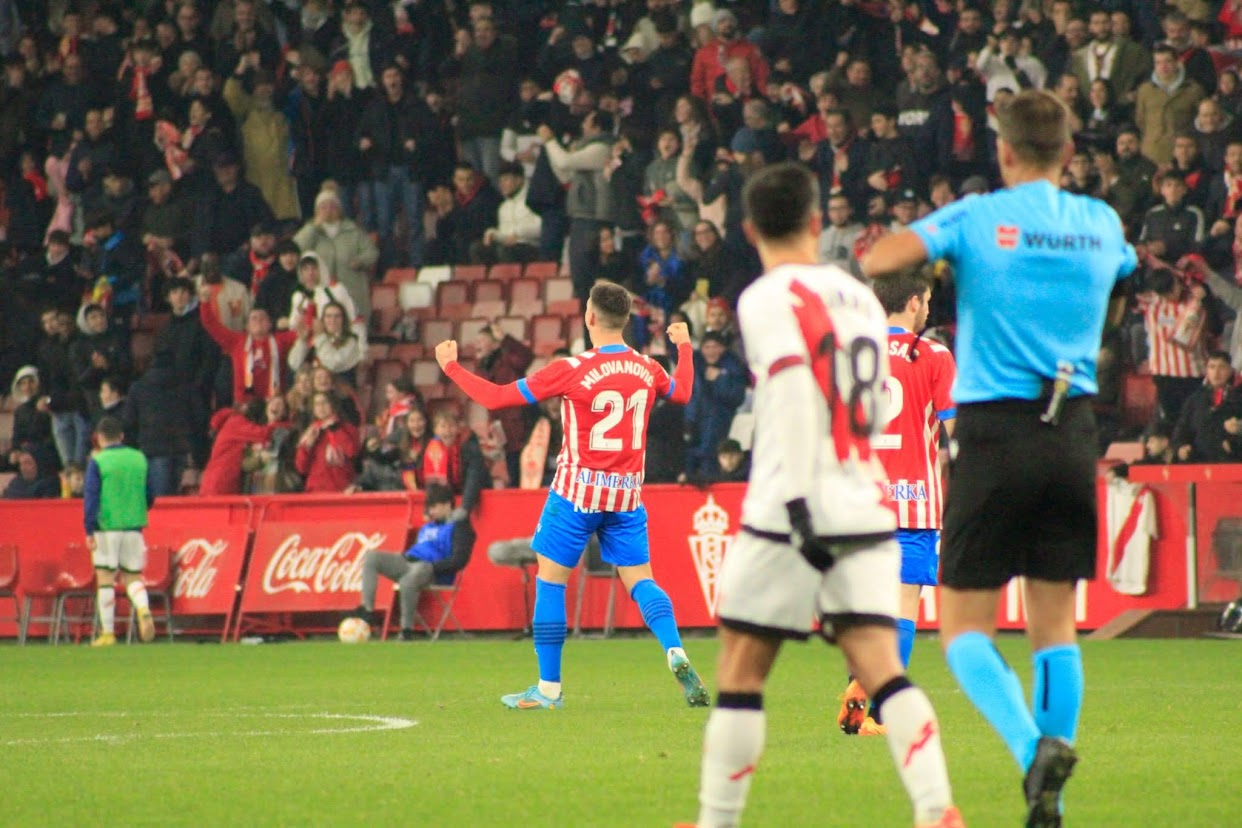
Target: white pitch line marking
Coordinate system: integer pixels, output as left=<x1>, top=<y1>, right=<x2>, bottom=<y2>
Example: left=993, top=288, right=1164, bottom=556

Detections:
left=0, top=712, right=417, bottom=746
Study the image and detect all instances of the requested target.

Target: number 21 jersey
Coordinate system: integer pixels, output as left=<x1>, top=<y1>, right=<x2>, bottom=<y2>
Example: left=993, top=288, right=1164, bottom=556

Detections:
left=516, top=344, right=683, bottom=512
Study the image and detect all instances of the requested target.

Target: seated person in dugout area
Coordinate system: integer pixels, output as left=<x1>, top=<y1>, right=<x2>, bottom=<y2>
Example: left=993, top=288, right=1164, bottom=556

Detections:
left=350, top=484, right=475, bottom=640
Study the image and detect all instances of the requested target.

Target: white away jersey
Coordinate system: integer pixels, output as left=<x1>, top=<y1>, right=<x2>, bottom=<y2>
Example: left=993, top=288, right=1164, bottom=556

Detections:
left=737, top=263, right=896, bottom=537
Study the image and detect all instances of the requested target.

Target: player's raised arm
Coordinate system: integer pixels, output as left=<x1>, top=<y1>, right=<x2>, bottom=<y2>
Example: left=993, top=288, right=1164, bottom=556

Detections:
left=437, top=339, right=575, bottom=411
left=436, top=338, right=529, bottom=409
left=662, top=322, right=695, bottom=404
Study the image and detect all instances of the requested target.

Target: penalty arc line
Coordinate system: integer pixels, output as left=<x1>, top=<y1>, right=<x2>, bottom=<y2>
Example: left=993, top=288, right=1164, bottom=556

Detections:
left=0, top=712, right=418, bottom=746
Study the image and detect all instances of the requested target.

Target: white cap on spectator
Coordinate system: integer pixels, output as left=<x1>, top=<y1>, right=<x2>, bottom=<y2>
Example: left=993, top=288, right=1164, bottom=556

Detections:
left=690, top=3, right=717, bottom=30
left=314, top=188, right=341, bottom=210
left=711, top=8, right=737, bottom=31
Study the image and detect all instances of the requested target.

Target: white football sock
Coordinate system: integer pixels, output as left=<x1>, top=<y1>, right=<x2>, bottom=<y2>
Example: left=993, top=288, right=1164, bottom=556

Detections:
left=879, top=684, right=955, bottom=824
left=126, top=580, right=150, bottom=613
left=96, top=586, right=115, bottom=635
left=697, top=703, right=765, bottom=828
left=537, top=680, right=562, bottom=699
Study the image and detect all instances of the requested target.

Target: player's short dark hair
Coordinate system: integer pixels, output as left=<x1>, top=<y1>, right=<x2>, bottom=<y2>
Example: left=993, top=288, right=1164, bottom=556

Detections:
left=589, top=281, right=631, bottom=330
left=996, top=89, right=1070, bottom=168
left=96, top=415, right=124, bottom=441
left=872, top=268, right=934, bottom=315
left=743, top=162, right=819, bottom=242
left=425, top=483, right=454, bottom=507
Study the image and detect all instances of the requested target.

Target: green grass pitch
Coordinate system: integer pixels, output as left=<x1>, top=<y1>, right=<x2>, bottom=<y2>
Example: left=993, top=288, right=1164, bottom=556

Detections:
left=2, top=636, right=1239, bottom=826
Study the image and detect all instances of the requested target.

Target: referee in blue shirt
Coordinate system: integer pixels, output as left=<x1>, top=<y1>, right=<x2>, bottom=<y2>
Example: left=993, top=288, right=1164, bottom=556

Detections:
left=863, top=90, right=1137, bottom=828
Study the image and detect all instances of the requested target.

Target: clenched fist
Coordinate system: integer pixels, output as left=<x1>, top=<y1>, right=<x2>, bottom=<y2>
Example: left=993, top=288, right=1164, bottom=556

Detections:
left=435, top=340, right=459, bottom=370
left=667, top=322, right=691, bottom=346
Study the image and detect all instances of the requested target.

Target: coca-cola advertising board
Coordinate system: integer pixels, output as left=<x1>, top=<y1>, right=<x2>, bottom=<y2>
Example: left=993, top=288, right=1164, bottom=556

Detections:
left=144, top=498, right=253, bottom=618
left=239, top=520, right=406, bottom=615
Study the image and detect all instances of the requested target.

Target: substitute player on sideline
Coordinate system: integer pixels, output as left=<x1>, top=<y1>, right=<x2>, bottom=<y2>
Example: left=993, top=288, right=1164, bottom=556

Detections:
left=839, top=269, right=957, bottom=737
left=863, top=90, right=1136, bottom=828
left=85, top=416, right=157, bottom=646
left=435, top=281, right=709, bottom=710
left=679, top=163, right=963, bottom=828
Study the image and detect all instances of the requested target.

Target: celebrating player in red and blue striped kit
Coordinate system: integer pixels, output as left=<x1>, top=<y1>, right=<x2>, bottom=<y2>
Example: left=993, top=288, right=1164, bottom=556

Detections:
left=436, top=281, right=709, bottom=710
left=839, top=268, right=958, bottom=736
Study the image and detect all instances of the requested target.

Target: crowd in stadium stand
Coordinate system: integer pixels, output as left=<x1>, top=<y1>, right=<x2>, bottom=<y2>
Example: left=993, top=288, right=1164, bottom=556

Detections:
left=5, top=0, right=1242, bottom=501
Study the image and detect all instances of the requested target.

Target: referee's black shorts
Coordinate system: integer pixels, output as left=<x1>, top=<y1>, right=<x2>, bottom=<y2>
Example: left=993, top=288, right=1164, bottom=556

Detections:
left=941, top=397, right=1098, bottom=590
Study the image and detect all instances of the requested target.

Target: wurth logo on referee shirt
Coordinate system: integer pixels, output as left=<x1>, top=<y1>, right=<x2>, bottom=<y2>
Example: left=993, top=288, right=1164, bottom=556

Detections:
left=996, top=225, right=1019, bottom=249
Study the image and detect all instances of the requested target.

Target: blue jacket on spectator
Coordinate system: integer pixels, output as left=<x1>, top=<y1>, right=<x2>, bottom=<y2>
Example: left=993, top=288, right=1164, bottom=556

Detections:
left=684, top=346, right=747, bottom=477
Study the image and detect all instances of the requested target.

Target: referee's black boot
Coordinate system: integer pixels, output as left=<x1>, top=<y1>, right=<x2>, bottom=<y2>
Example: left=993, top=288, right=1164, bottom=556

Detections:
left=1023, top=736, right=1077, bottom=828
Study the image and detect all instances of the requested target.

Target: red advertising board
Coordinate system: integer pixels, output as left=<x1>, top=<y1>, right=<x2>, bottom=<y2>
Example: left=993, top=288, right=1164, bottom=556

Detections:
left=235, top=494, right=418, bottom=637
left=0, top=477, right=1208, bottom=640
left=143, top=497, right=254, bottom=639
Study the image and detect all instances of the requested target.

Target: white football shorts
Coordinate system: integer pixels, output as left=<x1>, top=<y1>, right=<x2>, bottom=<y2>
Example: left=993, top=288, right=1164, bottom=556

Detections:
left=92, top=531, right=146, bottom=573
left=716, top=531, right=900, bottom=641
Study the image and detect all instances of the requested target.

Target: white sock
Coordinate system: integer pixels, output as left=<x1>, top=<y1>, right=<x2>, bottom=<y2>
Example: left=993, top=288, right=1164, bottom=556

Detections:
left=537, top=680, right=562, bottom=699
left=126, top=580, right=150, bottom=613
left=96, top=587, right=115, bottom=635
left=878, top=683, right=954, bottom=824
left=667, top=646, right=687, bottom=669
left=697, top=700, right=765, bottom=828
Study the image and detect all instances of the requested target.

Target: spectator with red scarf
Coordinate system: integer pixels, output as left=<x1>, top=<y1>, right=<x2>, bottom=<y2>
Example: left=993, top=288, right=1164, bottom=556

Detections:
left=429, top=161, right=501, bottom=265
left=797, top=108, right=868, bottom=213
left=1172, top=351, right=1242, bottom=462
left=377, top=377, right=424, bottom=437
left=221, top=222, right=276, bottom=291
left=200, top=286, right=298, bottom=403
left=422, top=409, right=489, bottom=517
left=1207, top=141, right=1242, bottom=237
left=689, top=9, right=767, bottom=104
left=294, top=390, right=359, bottom=492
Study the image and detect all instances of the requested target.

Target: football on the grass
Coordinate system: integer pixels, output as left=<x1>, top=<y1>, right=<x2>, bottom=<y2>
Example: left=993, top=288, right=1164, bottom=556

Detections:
left=337, top=617, right=371, bottom=643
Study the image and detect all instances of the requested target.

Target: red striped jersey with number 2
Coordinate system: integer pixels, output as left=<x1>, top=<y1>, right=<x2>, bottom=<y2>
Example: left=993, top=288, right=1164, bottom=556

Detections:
left=874, top=328, right=956, bottom=530
left=518, top=345, right=690, bottom=512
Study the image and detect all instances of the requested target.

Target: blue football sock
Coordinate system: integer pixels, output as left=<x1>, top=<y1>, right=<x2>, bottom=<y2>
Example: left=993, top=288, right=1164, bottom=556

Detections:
left=532, top=578, right=567, bottom=684
left=945, top=631, right=1041, bottom=771
left=1032, top=643, right=1083, bottom=744
left=864, top=621, right=918, bottom=722
left=897, top=618, right=917, bottom=669
left=630, top=578, right=683, bottom=652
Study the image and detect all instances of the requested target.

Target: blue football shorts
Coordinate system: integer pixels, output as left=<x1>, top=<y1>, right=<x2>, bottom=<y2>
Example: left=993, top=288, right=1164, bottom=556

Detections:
left=898, top=528, right=940, bottom=586
left=531, top=491, right=650, bottom=569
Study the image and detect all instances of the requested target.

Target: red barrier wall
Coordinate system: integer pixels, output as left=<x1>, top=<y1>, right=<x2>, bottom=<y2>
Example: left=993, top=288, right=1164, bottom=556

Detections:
left=0, top=477, right=1207, bottom=639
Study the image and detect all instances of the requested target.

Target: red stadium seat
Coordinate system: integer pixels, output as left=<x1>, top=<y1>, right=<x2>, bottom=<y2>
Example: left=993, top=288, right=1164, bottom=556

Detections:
left=508, top=278, right=544, bottom=318
left=1121, top=372, right=1157, bottom=431
left=453, top=264, right=487, bottom=282
left=420, top=319, right=455, bottom=351
left=383, top=267, right=419, bottom=285
left=497, top=316, right=528, bottom=342
left=488, top=262, right=523, bottom=282
left=364, top=343, right=391, bottom=363
left=437, top=281, right=472, bottom=319
left=131, top=330, right=157, bottom=374
left=458, top=318, right=490, bottom=357
left=0, top=545, right=20, bottom=641
left=531, top=315, right=567, bottom=356
left=372, top=359, right=406, bottom=396
left=398, top=281, right=434, bottom=311
left=472, top=280, right=506, bottom=303
left=390, top=343, right=424, bottom=364
left=411, top=359, right=442, bottom=388
left=545, top=278, right=578, bottom=316
left=524, top=261, right=559, bottom=280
